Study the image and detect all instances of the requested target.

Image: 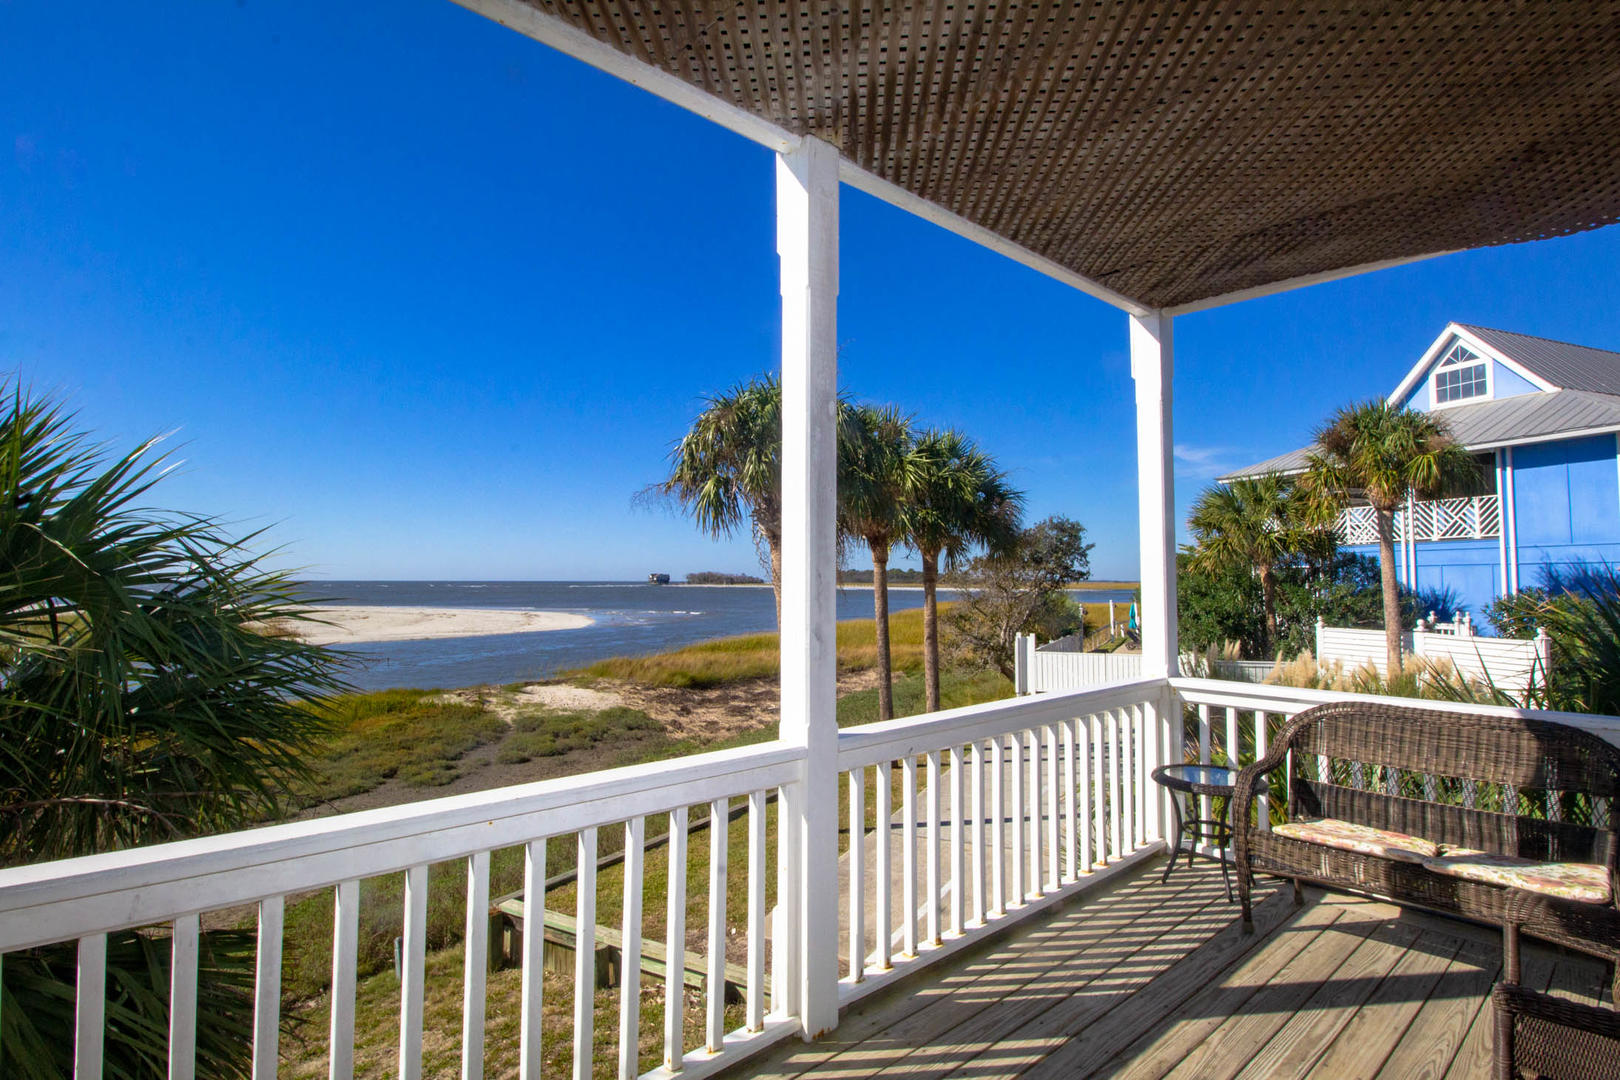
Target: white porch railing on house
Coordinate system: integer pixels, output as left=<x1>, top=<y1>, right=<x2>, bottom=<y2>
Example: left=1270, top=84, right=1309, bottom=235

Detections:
left=0, top=679, right=1173, bottom=1080
left=1336, top=494, right=1501, bottom=545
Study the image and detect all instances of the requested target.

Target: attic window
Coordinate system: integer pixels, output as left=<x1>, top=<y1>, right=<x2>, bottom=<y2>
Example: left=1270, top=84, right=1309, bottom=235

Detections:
left=1433, top=343, right=1488, bottom=405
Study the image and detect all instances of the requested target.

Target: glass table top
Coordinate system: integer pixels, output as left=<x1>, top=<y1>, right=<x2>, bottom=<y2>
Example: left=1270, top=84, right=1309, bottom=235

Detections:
left=1154, top=763, right=1264, bottom=789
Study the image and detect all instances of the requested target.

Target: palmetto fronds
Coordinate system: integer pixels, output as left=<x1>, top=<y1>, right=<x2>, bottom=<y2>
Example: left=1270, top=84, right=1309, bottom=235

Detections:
left=0, top=385, right=349, bottom=863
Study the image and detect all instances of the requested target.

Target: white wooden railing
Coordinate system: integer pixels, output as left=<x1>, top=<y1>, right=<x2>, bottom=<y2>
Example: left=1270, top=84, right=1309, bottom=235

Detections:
left=0, top=679, right=1172, bottom=1080
left=833, top=678, right=1170, bottom=1007
left=1336, top=494, right=1501, bottom=545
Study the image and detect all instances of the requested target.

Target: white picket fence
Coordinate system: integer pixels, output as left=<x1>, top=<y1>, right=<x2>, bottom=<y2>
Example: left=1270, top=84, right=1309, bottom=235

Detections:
left=1315, top=620, right=1552, bottom=695
left=1015, top=634, right=1144, bottom=693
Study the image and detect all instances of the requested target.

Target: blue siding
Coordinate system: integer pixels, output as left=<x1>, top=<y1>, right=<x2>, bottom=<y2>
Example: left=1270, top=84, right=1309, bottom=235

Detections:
left=1341, top=540, right=1502, bottom=630
left=1412, top=539, right=1501, bottom=627
left=1491, top=361, right=1539, bottom=399
left=1513, top=434, right=1620, bottom=584
left=1404, top=380, right=1431, bottom=412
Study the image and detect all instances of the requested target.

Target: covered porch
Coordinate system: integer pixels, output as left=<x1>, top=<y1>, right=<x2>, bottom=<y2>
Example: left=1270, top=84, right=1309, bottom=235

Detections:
left=4, top=3, right=1620, bottom=1079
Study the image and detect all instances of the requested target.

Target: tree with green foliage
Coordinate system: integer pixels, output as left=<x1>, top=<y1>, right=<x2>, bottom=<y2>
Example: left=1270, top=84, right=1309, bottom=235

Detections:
left=840, top=404, right=916, bottom=721
left=903, top=429, right=1023, bottom=712
left=0, top=385, right=348, bottom=1076
left=1301, top=400, right=1481, bottom=675
left=947, top=516, right=1093, bottom=680
left=658, top=376, right=791, bottom=623
left=1177, top=549, right=1390, bottom=661
left=1187, top=474, right=1325, bottom=658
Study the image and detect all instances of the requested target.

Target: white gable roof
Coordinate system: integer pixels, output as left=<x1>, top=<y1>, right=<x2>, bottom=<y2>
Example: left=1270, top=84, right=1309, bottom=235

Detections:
left=1387, top=322, right=1559, bottom=406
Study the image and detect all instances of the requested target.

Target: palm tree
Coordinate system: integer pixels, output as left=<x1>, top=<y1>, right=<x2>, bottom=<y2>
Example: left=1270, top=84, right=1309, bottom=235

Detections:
left=1186, top=474, right=1318, bottom=658
left=904, top=429, right=1023, bottom=712
left=660, top=377, right=790, bottom=622
left=1301, top=400, right=1482, bottom=674
left=0, top=384, right=347, bottom=1076
left=840, top=405, right=916, bottom=721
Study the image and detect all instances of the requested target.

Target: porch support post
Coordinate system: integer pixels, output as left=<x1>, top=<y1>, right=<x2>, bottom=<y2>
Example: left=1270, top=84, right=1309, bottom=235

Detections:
left=1131, top=312, right=1176, bottom=841
left=1130, top=312, right=1177, bottom=679
left=775, top=133, right=840, bottom=1040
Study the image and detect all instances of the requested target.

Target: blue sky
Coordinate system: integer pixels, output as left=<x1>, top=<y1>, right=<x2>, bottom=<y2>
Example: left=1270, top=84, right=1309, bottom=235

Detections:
left=6, top=2, right=1620, bottom=582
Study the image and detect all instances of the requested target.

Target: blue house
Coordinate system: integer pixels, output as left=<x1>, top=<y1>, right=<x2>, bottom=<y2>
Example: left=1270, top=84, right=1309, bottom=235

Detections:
left=1224, top=323, right=1620, bottom=631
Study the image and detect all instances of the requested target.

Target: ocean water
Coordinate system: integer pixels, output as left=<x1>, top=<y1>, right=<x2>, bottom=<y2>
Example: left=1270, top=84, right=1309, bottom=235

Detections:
left=301, top=580, right=1133, bottom=692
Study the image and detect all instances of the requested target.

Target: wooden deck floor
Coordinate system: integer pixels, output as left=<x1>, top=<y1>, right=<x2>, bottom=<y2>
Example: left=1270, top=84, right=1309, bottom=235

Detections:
left=736, top=859, right=1612, bottom=1080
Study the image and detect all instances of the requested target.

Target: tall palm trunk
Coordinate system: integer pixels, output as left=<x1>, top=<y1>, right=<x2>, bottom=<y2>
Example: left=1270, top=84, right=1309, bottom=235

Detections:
left=871, top=539, right=894, bottom=721
left=1258, top=563, right=1276, bottom=658
left=766, top=535, right=783, bottom=628
left=1375, top=507, right=1403, bottom=676
left=921, top=547, right=941, bottom=712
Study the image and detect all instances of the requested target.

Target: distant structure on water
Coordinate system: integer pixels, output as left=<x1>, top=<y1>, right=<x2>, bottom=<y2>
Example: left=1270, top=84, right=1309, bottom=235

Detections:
left=647, top=573, right=671, bottom=585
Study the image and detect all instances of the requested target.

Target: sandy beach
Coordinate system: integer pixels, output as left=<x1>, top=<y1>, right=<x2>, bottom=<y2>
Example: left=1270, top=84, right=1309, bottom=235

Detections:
left=293, top=606, right=594, bottom=646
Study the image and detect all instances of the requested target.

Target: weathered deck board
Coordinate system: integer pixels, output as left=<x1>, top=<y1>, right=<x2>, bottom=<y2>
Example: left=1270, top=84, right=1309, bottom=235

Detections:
left=730, top=860, right=1610, bottom=1080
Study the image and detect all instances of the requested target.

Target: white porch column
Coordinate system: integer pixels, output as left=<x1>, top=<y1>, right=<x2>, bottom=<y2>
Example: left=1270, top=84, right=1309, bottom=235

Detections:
left=1130, top=312, right=1177, bottom=678
left=774, top=134, right=840, bottom=1039
left=1131, top=312, right=1176, bottom=842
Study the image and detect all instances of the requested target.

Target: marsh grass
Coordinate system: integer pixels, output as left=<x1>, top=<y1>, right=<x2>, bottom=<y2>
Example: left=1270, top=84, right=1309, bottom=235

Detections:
left=299, top=690, right=507, bottom=799
left=577, top=606, right=934, bottom=688
left=498, top=706, right=663, bottom=763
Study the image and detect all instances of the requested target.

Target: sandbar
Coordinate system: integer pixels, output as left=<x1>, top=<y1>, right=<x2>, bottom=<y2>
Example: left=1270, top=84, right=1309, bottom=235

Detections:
left=292, top=606, right=594, bottom=646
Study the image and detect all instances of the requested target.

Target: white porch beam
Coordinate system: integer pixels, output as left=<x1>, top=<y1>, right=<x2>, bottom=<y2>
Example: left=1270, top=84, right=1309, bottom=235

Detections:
left=1130, top=313, right=1178, bottom=679
left=774, top=134, right=841, bottom=1039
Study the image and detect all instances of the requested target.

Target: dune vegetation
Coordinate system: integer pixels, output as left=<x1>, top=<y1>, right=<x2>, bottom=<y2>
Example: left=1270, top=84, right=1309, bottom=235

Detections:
left=574, top=604, right=934, bottom=688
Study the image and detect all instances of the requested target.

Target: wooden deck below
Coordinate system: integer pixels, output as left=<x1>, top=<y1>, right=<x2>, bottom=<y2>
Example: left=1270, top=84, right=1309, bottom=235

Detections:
left=736, top=859, right=1611, bottom=1080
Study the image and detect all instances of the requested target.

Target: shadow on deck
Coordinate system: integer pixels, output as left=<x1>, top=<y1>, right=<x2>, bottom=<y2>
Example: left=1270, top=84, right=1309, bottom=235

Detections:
left=735, top=859, right=1611, bottom=1079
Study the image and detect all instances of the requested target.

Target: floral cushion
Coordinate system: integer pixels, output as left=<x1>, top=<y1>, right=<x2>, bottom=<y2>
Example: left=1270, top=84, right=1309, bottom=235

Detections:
left=1272, top=818, right=1440, bottom=864
left=1419, top=851, right=1612, bottom=904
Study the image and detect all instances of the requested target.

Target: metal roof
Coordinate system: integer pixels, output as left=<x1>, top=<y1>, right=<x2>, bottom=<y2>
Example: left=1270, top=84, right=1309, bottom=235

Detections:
left=1220, top=389, right=1620, bottom=481
left=1460, top=325, right=1620, bottom=396
left=464, top=1, right=1620, bottom=313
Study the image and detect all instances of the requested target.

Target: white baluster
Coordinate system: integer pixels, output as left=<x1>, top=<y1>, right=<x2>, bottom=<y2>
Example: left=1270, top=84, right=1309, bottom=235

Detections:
left=1226, top=706, right=1240, bottom=771
left=1009, top=733, right=1025, bottom=903
left=705, top=802, right=726, bottom=1053
left=1062, top=719, right=1078, bottom=884
left=400, top=867, right=428, bottom=1080
left=1044, top=725, right=1060, bottom=891
left=664, top=808, right=688, bottom=1071
left=575, top=829, right=600, bottom=1077
left=1198, top=704, right=1213, bottom=835
left=1079, top=717, right=1094, bottom=871
left=949, top=745, right=965, bottom=937
left=848, top=770, right=865, bottom=980
left=1255, top=713, right=1271, bottom=832
left=253, top=896, right=284, bottom=1080
left=1109, top=710, right=1125, bottom=859
left=76, top=933, right=107, bottom=1080
left=926, top=750, right=941, bottom=945
left=970, top=740, right=986, bottom=925
left=168, top=913, right=199, bottom=1080
left=1091, top=713, right=1106, bottom=864
left=622, top=818, right=647, bottom=1076
left=874, top=766, right=893, bottom=969
left=743, top=798, right=763, bottom=1028
left=521, top=840, right=547, bottom=1080
left=901, top=756, right=918, bottom=956
left=462, top=854, right=489, bottom=1080
left=330, top=880, right=359, bottom=1080
left=1026, top=729, right=1041, bottom=899
left=990, top=737, right=1006, bottom=915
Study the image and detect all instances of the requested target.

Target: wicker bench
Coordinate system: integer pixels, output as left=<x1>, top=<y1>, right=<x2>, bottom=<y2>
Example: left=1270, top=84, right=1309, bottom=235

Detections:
left=1230, top=701, right=1620, bottom=1000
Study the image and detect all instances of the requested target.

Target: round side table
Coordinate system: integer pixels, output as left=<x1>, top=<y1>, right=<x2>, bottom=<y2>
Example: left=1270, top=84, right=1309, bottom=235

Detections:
left=1150, top=763, right=1264, bottom=903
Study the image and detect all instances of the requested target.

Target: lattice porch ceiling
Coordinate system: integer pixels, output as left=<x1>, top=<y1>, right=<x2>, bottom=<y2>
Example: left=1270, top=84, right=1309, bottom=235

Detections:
left=496, top=1, right=1620, bottom=311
